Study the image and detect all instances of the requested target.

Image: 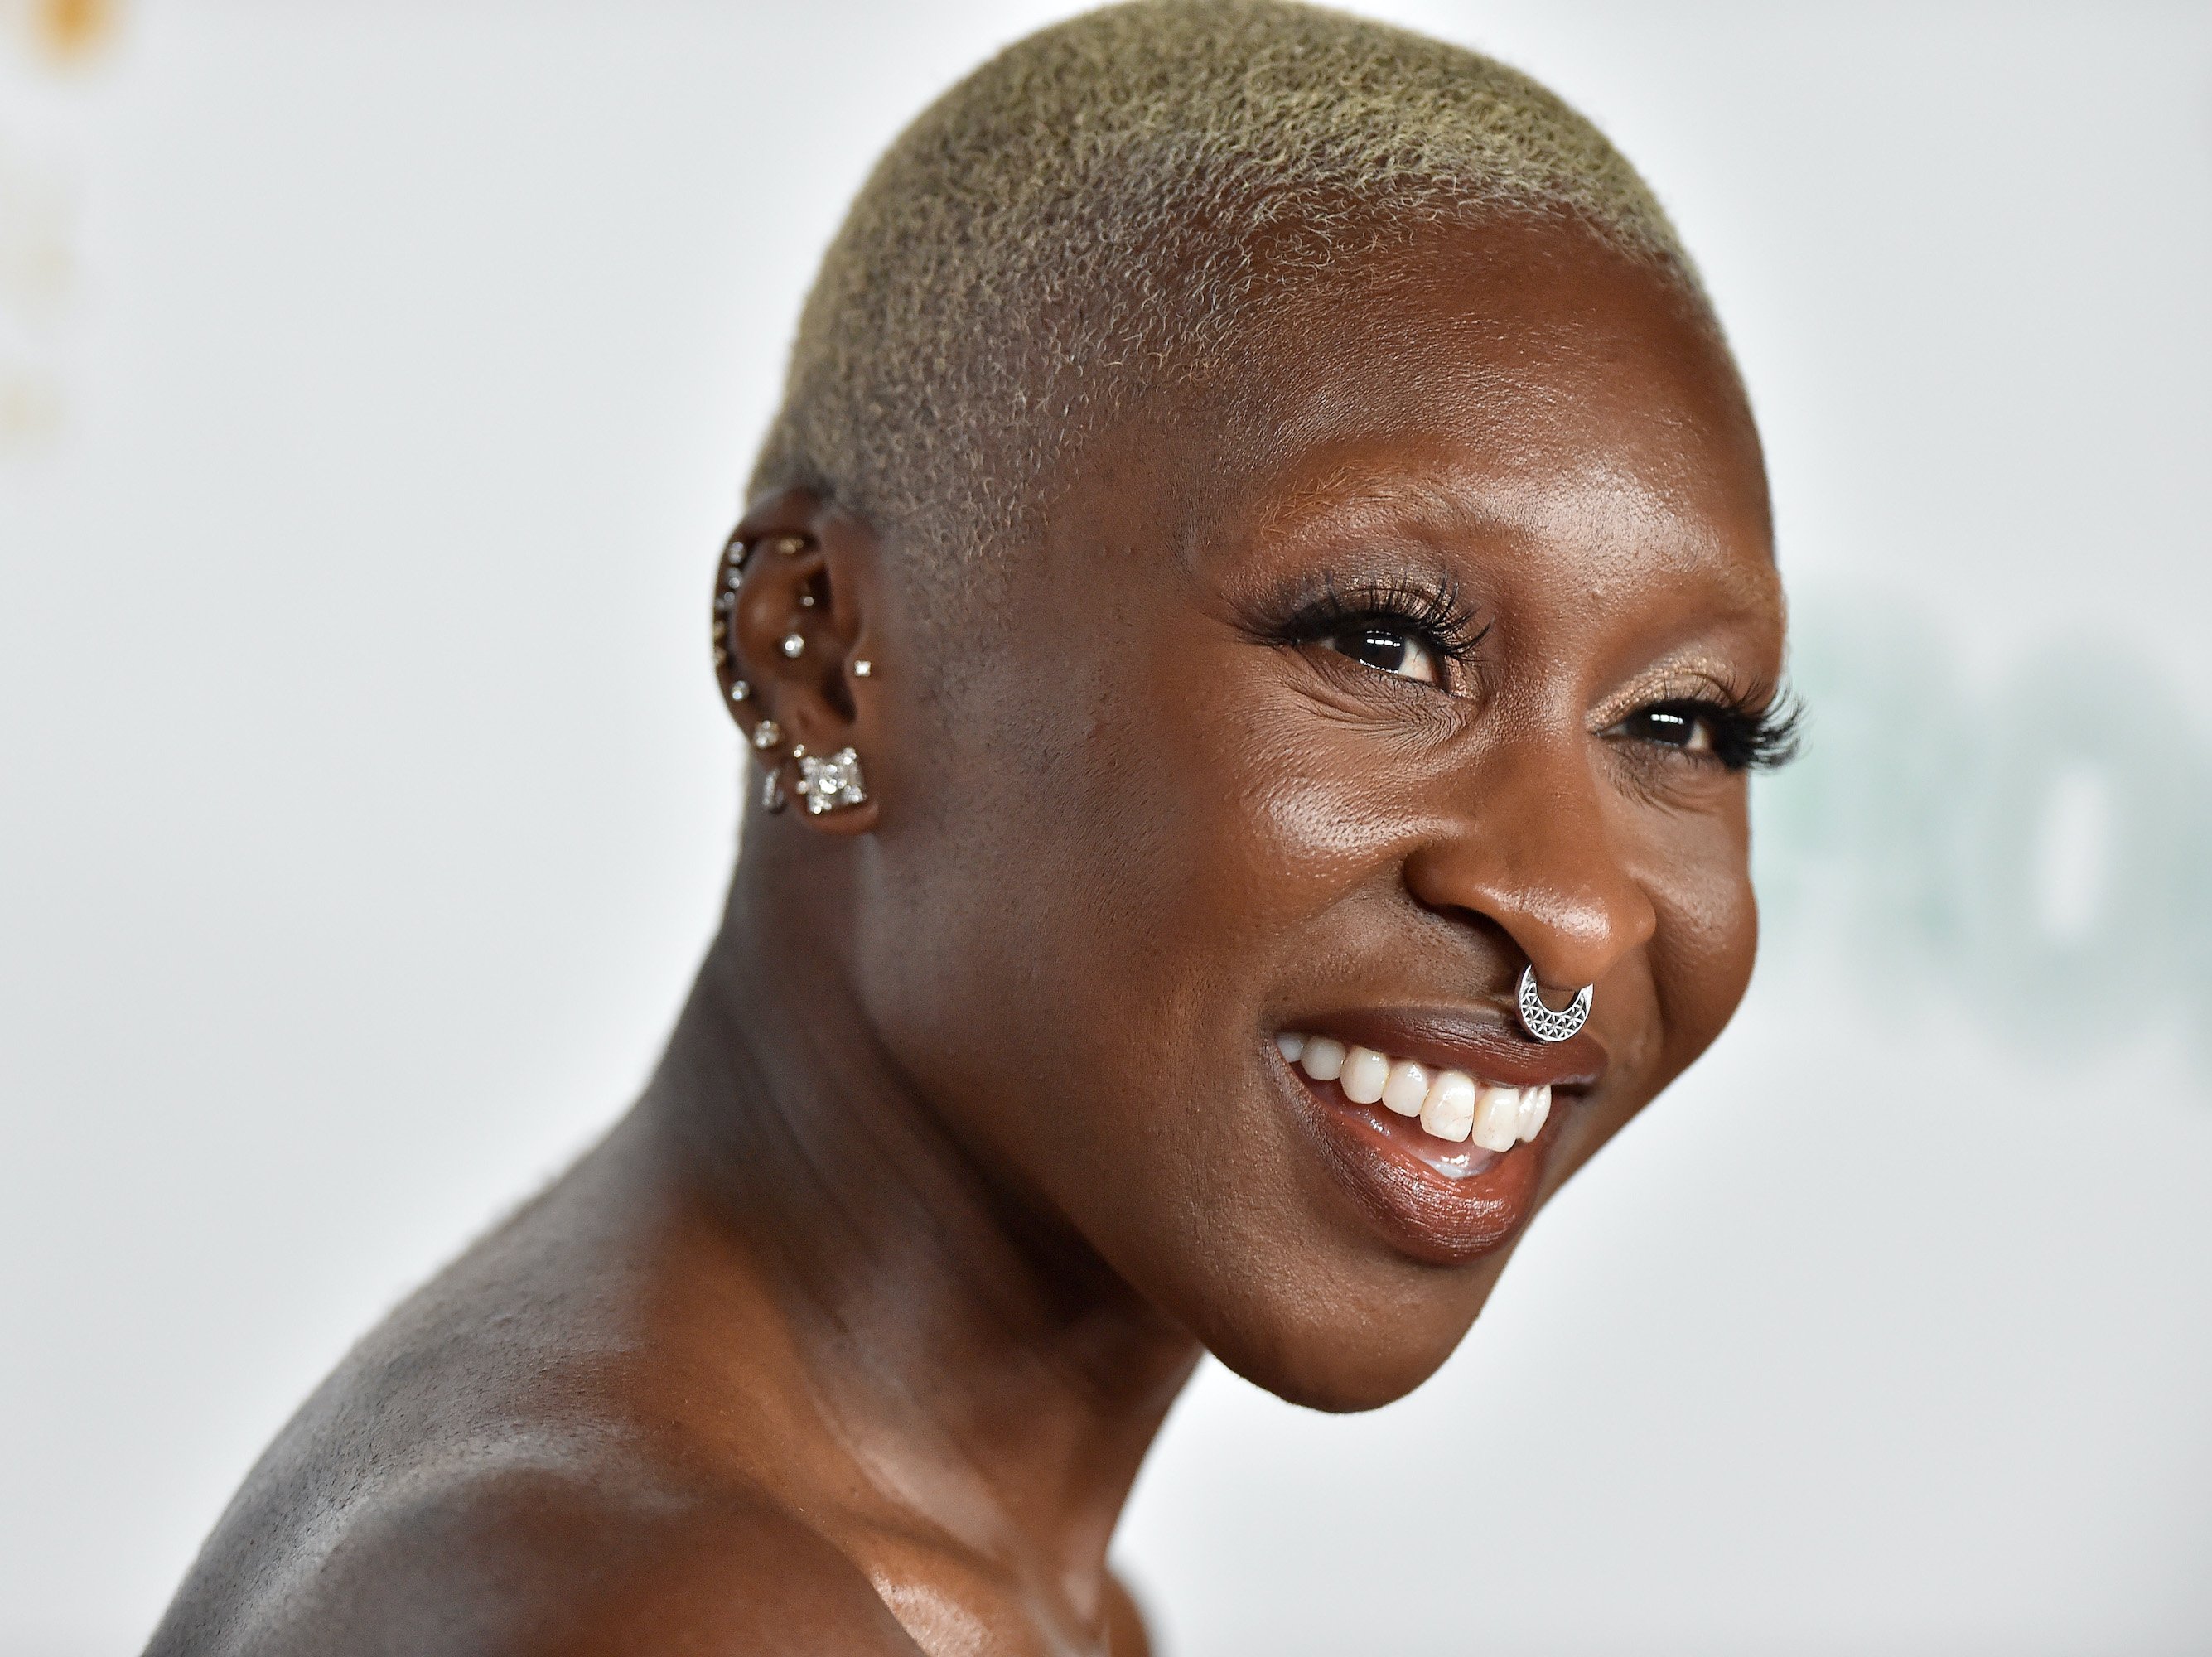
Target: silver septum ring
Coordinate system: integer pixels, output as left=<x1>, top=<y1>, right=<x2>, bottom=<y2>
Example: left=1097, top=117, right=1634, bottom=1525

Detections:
left=1516, top=965, right=1592, bottom=1043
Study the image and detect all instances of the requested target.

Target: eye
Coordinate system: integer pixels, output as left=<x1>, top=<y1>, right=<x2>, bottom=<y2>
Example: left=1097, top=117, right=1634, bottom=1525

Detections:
left=1606, top=692, right=1801, bottom=772
left=1616, top=702, right=1715, bottom=755
left=1322, top=623, right=1445, bottom=686
left=1253, top=572, right=1484, bottom=696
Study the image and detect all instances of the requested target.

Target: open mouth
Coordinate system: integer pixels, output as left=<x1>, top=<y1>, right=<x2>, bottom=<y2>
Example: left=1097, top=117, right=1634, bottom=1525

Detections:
left=1268, top=1012, right=1604, bottom=1262
left=1277, top=1032, right=1549, bottom=1162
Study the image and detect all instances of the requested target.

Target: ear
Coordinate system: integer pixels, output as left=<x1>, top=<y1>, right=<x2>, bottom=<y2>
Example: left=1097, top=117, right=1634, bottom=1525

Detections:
left=712, top=488, right=882, bottom=837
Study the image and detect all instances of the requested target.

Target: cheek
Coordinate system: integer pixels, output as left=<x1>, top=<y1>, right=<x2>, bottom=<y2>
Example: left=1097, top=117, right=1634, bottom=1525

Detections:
left=860, top=641, right=1391, bottom=1158
left=1159, top=703, right=1410, bottom=939
left=1637, top=801, right=1760, bottom=1080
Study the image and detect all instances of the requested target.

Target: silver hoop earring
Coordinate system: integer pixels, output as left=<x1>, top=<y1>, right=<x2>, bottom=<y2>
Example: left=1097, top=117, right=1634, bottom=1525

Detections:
left=794, top=746, right=867, bottom=815
left=1516, top=965, right=1591, bottom=1043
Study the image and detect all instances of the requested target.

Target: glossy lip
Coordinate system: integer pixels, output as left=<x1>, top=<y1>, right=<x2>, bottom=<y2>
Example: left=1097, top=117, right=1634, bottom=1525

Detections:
left=1271, top=1007, right=1607, bottom=1266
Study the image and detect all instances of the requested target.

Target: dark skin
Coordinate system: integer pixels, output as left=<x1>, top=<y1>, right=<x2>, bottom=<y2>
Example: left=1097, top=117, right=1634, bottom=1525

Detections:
left=147, top=215, right=1785, bottom=1655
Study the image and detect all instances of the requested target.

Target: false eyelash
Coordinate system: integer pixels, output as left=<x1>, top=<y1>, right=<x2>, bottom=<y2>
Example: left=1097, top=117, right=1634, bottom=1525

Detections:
left=1261, top=570, right=1490, bottom=664
left=1659, top=683, right=1804, bottom=771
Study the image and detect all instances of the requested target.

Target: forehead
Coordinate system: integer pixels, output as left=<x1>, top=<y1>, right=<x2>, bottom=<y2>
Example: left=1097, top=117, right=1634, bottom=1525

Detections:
left=1217, top=215, right=1769, bottom=550
left=1020, top=214, right=1783, bottom=666
left=1017, top=216, right=1742, bottom=579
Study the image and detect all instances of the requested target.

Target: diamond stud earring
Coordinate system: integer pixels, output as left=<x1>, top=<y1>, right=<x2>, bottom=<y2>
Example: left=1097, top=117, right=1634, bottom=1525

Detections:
left=852, top=659, right=872, bottom=678
left=794, top=746, right=867, bottom=815
left=751, top=719, right=781, bottom=751
left=780, top=633, right=805, bottom=659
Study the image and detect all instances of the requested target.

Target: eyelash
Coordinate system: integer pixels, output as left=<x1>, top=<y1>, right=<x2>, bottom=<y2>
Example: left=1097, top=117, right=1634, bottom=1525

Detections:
left=1621, top=688, right=1803, bottom=772
left=1264, top=573, right=1488, bottom=685
left=1256, top=571, right=1801, bottom=774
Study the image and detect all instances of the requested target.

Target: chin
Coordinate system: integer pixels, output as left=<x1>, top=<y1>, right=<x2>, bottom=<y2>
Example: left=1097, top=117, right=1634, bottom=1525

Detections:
left=1184, top=1248, right=1516, bottom=1415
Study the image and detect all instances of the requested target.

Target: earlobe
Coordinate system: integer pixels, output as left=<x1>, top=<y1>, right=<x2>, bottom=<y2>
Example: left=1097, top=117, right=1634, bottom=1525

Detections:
left=794, top=746, right=869, bottom=816
left=711, top=491, right=884, bottom=836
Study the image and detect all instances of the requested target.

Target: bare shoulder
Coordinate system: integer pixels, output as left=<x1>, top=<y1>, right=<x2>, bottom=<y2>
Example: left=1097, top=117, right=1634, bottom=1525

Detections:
left=1105, top=1570, right=1154, bottom=1657
left=147, top=1457, right=923, bottom=1657
left=144, top=1141, right=924, bottom=1656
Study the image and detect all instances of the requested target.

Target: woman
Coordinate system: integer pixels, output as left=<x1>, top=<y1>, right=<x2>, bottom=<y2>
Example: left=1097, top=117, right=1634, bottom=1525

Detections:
left=148, top=2, right=1793, bottom=1652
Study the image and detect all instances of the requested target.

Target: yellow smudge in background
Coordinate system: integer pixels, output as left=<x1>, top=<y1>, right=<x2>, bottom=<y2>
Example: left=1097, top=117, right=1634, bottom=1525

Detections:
left=0, top=0, right=120, bottom=452
left=22, top=0, right=121, bottom=65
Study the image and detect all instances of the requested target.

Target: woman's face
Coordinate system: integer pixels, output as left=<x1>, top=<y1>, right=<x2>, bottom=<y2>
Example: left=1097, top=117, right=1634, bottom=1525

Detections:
left=852, top=218, right=1785, bottom=1410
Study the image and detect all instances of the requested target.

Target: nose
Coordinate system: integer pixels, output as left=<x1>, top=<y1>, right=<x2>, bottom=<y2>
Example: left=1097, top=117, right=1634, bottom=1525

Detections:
left=1401, top=737, right=1657, bottom=998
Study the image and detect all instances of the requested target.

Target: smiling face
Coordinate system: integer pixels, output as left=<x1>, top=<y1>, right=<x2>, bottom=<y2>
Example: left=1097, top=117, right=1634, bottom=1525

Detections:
left=848, top=216, right=1786, bottom=1410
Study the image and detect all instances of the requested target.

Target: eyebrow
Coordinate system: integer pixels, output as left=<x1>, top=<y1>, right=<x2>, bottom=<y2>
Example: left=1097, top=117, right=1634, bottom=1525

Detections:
left=1247, top=466, right=1483, bottom=544
left=1221, top=451, right=1782, bottom=623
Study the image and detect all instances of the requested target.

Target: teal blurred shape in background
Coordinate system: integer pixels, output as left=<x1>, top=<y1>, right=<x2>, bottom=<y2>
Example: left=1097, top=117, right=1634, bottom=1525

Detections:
left=1758, top=590, right=2212, bottom=1069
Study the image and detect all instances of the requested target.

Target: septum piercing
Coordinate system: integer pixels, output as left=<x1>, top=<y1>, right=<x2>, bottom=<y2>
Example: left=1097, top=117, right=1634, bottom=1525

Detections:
left=1516, top=965, right=1592, bottom=1043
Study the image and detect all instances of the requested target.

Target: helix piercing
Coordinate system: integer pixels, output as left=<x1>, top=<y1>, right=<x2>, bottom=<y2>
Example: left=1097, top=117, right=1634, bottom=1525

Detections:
left=729, top=680, right=749, bottom=703
left=1515, top=965, right=1592, bottom=1043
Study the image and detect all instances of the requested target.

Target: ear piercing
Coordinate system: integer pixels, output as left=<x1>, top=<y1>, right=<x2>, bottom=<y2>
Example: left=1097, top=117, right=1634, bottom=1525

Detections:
left=727, top=531, right=807, bottom=563
left=712, top=529, right=869, bottom=820
left=794, top=746, right=868, bottom=814
left=1516, top=965, right=1592, bottom=1043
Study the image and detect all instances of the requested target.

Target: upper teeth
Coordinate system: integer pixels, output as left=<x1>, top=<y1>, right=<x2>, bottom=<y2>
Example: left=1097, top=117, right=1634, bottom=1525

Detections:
left=1274, top=1031, right=1551, bottom=1152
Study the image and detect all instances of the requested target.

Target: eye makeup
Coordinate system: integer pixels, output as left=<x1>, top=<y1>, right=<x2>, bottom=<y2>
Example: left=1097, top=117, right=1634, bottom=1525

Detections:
left=1596, top=664, right=1800, bottom=773
left=1245, top=567, right=1491, bottom=694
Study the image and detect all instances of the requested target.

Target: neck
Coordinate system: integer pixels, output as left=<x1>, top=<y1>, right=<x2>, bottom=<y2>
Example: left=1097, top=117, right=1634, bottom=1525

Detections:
left=633, top=837, right=1200, bottom=1613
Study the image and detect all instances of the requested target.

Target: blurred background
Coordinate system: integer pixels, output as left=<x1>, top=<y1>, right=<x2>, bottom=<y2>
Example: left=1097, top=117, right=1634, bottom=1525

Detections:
left=3, top=2, right=2209, bottom=1652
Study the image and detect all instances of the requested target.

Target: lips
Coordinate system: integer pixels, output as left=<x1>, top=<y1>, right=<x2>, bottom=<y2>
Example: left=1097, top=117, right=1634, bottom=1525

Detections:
left=1270, top=1008, right=1606, bottom=1264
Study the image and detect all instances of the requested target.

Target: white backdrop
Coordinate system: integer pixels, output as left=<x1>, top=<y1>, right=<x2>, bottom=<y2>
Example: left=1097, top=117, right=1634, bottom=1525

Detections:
left=3, top=4, right=2209, bottom=1654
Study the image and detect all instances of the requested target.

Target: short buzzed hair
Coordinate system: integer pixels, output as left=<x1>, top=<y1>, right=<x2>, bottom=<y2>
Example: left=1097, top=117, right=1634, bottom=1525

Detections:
left=749, top=0, right=1706, bottom=587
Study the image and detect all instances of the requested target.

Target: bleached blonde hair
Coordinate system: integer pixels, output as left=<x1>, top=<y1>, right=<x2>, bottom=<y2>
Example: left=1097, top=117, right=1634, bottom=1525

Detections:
left=749, top=0, right=1705, bottom=591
